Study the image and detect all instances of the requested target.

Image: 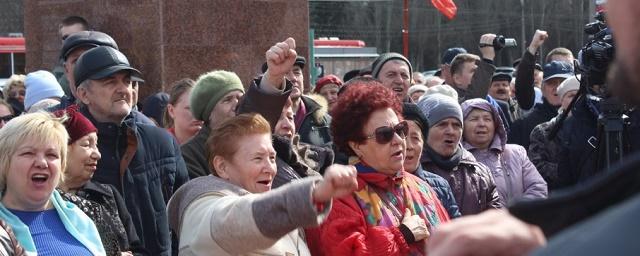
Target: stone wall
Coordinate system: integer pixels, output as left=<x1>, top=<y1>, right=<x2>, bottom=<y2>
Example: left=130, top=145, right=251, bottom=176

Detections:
left=25, top=0, right=309, bottom=98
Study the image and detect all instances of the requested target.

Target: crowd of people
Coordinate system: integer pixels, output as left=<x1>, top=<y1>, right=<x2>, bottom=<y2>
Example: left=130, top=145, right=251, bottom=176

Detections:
left=0, top=1, right=639, bottom=254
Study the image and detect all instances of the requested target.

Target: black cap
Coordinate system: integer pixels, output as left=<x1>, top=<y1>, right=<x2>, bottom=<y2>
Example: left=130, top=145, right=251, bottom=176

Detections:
left=60, top=31, right=118, bottom=61
left=294, top=55, right=306, bottom=69
left=74, top=46, right=142, bottom=87
left=441, top=47, right=467, bottom=65
left=492, top=72, right=512, bottom=82
left=402, top=103, right=429, bottom=139
left=260, top=55, right=306, bottom=73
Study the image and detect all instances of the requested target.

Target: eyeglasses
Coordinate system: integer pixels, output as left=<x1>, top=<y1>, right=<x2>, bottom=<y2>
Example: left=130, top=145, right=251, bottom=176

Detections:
left=0, top=115, right=13, bottom=123
left=364, top=121, right=408, bottom=144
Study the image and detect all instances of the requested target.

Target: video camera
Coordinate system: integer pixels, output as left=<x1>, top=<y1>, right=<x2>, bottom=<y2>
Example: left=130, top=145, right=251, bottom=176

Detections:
left=580, top=11, right=615, bottom=90
left=479, top=35, right=517, bottom=51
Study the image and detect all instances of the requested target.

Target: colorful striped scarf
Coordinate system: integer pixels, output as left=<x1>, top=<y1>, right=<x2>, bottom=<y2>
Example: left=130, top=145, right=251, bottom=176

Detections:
left=351, top=161, right=450, bottom=253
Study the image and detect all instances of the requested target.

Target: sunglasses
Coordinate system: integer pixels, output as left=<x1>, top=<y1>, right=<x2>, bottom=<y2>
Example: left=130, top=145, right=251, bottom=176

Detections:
left=364, top=121, right=408, bottom=144
left=0, top=115, right=13, bottom=123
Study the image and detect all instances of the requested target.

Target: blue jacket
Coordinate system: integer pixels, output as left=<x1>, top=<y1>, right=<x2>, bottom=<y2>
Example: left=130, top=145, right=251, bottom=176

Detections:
left=80, top=107, right=189, bottom=256
left=413, top=166, right=461, bottom=218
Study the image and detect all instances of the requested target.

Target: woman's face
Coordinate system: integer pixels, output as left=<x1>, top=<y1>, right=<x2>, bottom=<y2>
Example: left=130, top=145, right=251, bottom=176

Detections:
left=403, top=120, right=424, bottom=173
left=319, top=84, right=340, bottom=108
left=10, top=86, right=25, bottom=104
left=169, top=89, right=203, bottom=136
left=463, top=109, right=495, bottom=150
left=64, top=133, right=101, bottom=189
left=0, top=105, right=13, bottom=129
left=426, top=118, right=462, bottom=157
left=216, top=133, right=277, bottom=193
left=274, top=104, right=295, bottom=139
left=2, top=138, right=62, bottom=210
left=350, top=108, right=406, bottom=175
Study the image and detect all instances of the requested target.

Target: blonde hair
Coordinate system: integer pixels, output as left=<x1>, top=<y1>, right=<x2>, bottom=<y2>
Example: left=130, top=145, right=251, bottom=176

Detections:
left=207, top=113, right=271, bottom=176
left=2, top=74, right=26, bottom=100
left=0, top=112, right=69, bottom=191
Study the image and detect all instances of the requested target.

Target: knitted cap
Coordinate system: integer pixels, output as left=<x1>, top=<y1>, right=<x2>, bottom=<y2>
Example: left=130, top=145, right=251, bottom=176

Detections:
left=556, top=74, right=580, bottom=100
left=314, top=74, right=343, bottom=93
left=190, top=70, right=245, bottom=122
left=54, top=105, right=97, bottom=145
left=424, top=84, right=459, bottom=101
left=24, top=70, right=65, bottom=111
left=408, top=84, right=429, bottom=96
left=441, top=47, right=467, bottom=65
left=417, top=93, right=463, bottom=127
left=370, top=52, right=413, bottom=79
left=402, top=103, right=429, bottom=139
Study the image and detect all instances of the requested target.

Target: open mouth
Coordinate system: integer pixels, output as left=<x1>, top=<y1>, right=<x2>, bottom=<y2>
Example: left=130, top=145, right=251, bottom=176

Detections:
left=392, top=88, right=404, bottom=93
left=391, top=150, right=403, bottom=158
left=444, top=139, right=456, bottom=146
left=31, top=173, right=49, bottom=184
left=257, top=179, right=272, bottom=186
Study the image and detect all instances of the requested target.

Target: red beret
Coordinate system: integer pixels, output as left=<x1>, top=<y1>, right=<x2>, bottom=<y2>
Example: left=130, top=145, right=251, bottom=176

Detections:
left=54, top=105, right=98, bottom=145
left=314, top=75, right=343, bottom=93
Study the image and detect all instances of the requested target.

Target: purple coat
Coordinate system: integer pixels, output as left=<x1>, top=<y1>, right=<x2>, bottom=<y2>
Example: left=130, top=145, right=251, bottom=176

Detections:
left=461, top=99, right=547, bottom=204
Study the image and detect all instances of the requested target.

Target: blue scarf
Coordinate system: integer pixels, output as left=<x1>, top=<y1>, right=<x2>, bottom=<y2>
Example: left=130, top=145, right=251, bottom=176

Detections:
left=0, top=190, right=106, bottom=256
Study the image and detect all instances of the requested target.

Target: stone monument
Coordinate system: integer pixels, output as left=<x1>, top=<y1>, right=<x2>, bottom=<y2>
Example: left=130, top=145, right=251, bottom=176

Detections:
left=24, top=0, right=309, bottom=99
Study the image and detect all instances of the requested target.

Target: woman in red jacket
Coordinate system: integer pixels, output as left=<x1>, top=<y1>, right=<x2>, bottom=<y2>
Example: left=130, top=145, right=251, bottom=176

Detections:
left=307, top=78, right=450, bottom=256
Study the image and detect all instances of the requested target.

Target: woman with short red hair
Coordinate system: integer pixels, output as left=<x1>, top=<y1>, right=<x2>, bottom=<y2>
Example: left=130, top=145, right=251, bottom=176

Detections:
left=307, top=80, right=450, bottom=256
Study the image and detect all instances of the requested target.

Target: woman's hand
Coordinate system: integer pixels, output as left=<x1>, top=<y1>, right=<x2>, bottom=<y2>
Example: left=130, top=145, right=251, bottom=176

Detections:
left=401, top=208, right=430, bottom=242
left=312, top=164, right=358, bottom=202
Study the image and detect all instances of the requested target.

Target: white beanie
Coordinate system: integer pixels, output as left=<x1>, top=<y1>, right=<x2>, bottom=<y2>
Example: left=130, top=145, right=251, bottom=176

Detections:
left=422, top=84, right=459, bottom=102
left=24, top=70, right=64, bottom=111
left=408, top=84, right=429, bottom=97
left=556, top=74, right=580, bottom=100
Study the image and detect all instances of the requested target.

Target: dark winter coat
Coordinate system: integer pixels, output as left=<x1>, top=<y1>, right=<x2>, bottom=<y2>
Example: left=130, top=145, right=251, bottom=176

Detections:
left=80, top=107, right=189, bottom=256
left=413, top=166, right=461, bottom=218
left=508, top=98, right=559, bottom=150
left=528, top=116, right=564, bottom=190
left=514, top=50, right=538, bottom=110
left=556, top=97, right=640, bottom=188
left=422, top=148, right=503, bottom=215
left=297, top=95, right=332, bottom=147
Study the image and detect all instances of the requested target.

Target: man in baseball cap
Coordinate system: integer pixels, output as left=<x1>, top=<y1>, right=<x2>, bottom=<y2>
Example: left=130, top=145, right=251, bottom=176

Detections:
left=74, top=45, right=189, bottom=256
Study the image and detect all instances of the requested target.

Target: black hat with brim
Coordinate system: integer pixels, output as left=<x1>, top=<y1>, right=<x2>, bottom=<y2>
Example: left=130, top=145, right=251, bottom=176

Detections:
left=74, top=46, right=142, bottom=87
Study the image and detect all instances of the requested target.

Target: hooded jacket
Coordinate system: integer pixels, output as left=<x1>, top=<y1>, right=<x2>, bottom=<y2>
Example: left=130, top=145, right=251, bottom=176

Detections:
left=461, top=99, right=547, bottom=205
left=297, top=95, right=332, bottom=147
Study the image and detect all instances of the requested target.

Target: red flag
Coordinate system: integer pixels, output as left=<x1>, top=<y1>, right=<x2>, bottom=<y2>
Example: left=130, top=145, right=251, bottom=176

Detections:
left=431, top=0, right=457, bottom=20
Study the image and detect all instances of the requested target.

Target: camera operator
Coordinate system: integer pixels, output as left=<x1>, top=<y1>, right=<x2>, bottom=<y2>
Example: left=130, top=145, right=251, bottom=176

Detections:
left=555, top=17, right=640, bottom=188
left=442, top=34, right=501, bottom=103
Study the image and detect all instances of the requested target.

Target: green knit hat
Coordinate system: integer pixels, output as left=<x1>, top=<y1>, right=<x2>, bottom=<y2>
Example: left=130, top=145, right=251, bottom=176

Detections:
left=190, top=70, right=245, bottom=122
